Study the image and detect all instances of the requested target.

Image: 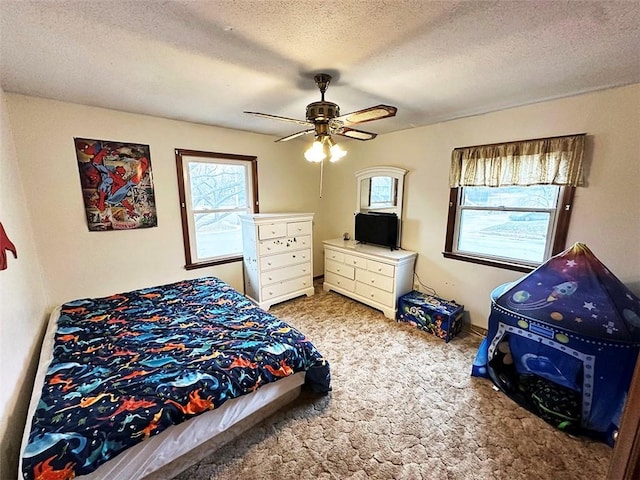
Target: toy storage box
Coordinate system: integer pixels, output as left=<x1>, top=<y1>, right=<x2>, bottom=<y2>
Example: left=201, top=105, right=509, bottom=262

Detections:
left=397, top=290, right=464, bottom=342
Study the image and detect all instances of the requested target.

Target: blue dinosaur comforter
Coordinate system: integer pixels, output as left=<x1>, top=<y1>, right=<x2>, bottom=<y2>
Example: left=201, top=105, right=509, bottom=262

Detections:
left=21, top=276, right=330, bottom=480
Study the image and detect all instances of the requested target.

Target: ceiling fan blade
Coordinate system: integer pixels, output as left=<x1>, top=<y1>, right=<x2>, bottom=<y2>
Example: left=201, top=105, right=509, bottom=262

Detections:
left=275, top=129, right=315, bottom=142
left=335, top=127, right=378, bottom=141
left=244, top=111, right=312, bottom=127
left=332, top=105, right=397, bottom=126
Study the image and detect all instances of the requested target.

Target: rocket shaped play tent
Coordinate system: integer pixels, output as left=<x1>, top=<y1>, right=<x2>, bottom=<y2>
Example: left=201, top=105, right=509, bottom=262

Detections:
left=472, top=243, right=640, bottom=445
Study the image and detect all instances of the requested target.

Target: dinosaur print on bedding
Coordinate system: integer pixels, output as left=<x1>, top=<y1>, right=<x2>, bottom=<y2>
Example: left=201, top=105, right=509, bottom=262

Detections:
left=21, top=276, right=330, bottom=480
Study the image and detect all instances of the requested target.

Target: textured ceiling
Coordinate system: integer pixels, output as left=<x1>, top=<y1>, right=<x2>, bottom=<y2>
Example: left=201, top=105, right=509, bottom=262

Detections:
left=1, top=1, right=639, bottom=140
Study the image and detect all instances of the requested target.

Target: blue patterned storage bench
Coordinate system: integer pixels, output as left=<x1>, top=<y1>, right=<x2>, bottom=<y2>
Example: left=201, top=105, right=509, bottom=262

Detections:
left=397, top=290, right=464, bottom=342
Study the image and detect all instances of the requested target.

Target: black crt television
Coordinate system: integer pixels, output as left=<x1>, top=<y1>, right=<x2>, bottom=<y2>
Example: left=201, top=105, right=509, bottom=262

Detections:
left=354, top=212, right=399, bottom=250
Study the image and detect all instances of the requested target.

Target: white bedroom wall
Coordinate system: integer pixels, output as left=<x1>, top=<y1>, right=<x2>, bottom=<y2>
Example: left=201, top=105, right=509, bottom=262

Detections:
left=5, top=94, right=323, bottom=310
left=321, top=84, right=640, bottom=329
left=0, top=89, right=49, bottom=479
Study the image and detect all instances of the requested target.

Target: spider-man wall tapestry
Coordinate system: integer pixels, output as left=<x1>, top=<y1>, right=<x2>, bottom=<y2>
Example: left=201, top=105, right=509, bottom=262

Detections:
left=74, top=138, right=157, bottom=231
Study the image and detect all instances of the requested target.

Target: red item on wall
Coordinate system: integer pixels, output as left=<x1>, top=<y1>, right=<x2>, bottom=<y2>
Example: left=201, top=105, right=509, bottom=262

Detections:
left=0, top=221, right=17, bottom=270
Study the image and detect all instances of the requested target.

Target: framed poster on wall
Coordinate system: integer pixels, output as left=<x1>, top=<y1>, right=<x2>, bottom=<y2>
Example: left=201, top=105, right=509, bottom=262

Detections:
left=74, top=138, right=157, bottom=231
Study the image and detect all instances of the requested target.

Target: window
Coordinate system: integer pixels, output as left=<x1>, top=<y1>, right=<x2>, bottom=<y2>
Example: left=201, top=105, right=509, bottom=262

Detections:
left=175, top=149, right=258, bottom=269
left=444, top=134, right=585, bottom=272
left=445, top=185, right=575, bottom=271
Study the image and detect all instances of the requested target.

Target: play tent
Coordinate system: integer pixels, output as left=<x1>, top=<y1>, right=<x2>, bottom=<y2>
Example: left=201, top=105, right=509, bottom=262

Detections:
left=472, top=243, right=640, bottom=445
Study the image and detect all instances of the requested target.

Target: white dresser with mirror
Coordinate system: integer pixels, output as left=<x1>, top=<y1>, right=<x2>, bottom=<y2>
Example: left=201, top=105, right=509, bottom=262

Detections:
left=323, top=166, right=417, bottom=318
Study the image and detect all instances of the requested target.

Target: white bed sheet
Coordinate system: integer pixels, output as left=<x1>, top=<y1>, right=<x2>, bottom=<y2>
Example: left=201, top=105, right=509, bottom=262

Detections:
left=19, top=306, right=305, bottom=480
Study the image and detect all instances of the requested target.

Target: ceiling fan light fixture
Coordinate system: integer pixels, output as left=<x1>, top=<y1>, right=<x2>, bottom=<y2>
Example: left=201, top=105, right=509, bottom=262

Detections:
left=304, top=137, right=326, bottom=163
left=305, top=135, right=346, bottom=163
left=246, top=71, right=396, bottom=171
left=327, top=137, right=347, bottom=162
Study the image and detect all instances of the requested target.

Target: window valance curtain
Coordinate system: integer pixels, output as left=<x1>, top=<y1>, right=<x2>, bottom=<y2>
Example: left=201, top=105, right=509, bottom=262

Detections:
left=449, top=134, right=585, bottom=187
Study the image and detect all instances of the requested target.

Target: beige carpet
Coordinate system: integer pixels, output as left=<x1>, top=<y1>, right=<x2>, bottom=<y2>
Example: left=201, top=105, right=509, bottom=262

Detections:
left=174, top=282, right=612, bottom=479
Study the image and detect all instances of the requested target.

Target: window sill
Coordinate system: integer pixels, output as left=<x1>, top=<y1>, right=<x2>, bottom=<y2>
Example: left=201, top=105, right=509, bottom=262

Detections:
left=442, top=251, right=535, bottom=273
left=185, top=255, right=243, bottom=270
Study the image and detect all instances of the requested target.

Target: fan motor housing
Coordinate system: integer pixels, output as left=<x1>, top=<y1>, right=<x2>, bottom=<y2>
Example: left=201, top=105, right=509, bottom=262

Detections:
left=306, top=101, right=340, bottom=122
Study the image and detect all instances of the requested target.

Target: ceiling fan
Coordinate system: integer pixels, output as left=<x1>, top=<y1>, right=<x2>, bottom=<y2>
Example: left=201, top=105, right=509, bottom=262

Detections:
left=244, top=73, right=398, bottom=145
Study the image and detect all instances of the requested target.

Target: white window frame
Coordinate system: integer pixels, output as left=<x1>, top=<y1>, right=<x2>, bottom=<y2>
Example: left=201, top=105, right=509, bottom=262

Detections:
left=175, top=149, right=258, bottom=269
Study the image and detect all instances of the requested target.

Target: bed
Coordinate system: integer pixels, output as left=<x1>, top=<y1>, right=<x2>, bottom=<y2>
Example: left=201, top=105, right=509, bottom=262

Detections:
left=19, top=276, right=331, bottom=480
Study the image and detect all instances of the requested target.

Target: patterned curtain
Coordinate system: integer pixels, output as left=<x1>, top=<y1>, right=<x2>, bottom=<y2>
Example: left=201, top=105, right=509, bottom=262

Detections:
left=449, top=134, right=585, bottom=187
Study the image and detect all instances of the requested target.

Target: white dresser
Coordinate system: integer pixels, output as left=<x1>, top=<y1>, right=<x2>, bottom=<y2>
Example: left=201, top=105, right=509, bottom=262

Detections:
left=323, top=238, right=417, bottom=319
left=239, top=213, right=315, bottom=310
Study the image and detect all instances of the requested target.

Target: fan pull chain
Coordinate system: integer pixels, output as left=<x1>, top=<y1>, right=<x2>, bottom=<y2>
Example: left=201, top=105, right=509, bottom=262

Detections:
left=319, top=159, right=324, bottom=197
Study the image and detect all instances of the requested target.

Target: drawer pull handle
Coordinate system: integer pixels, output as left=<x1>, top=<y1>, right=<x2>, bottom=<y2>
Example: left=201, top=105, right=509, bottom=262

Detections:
left=268, top=277, right=272, bottom=281
left=371, top=280, right=375, bottom=284
left=377, top=268, right=382, bottom=271
left=267, top=262, right=272, bottom=266
left=292, top=255, right=296, bottom=258
left=370, top=293, right=375, bottom=298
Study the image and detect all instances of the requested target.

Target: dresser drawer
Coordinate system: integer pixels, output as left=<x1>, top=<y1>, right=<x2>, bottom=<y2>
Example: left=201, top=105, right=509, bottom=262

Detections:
left=288, top=234, right=312, bottom=251
left=258, top=235, right=311, bottom=255
left=258, top=238, right=288, bottom=255
left=344, top=253, right=367, bottom=269
left=287, top=221, right=312, bottom=236
left=367, top=259, right=395, bottom=277
left=325, top=249, right=345, bottom=263
left=258, top=223, right=287, bottom=240
left=261, top=249, right=311, bottom=270
left=261, top=263, right=311, bottom=285
left=324, top=271, right=356, bottom=292
left=355, top=282, right=395, bottom=307
left=325, top=259, right=355, bottom=280
left=262, top=276, right=312, bottom=300
left=356, top=269, right=394, bottom=292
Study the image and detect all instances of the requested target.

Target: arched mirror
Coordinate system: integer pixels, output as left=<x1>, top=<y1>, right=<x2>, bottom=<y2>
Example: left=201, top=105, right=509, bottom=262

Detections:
left=355, top=166, right=407, bottom=217
left=354, top=166, right=407, bottom=248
